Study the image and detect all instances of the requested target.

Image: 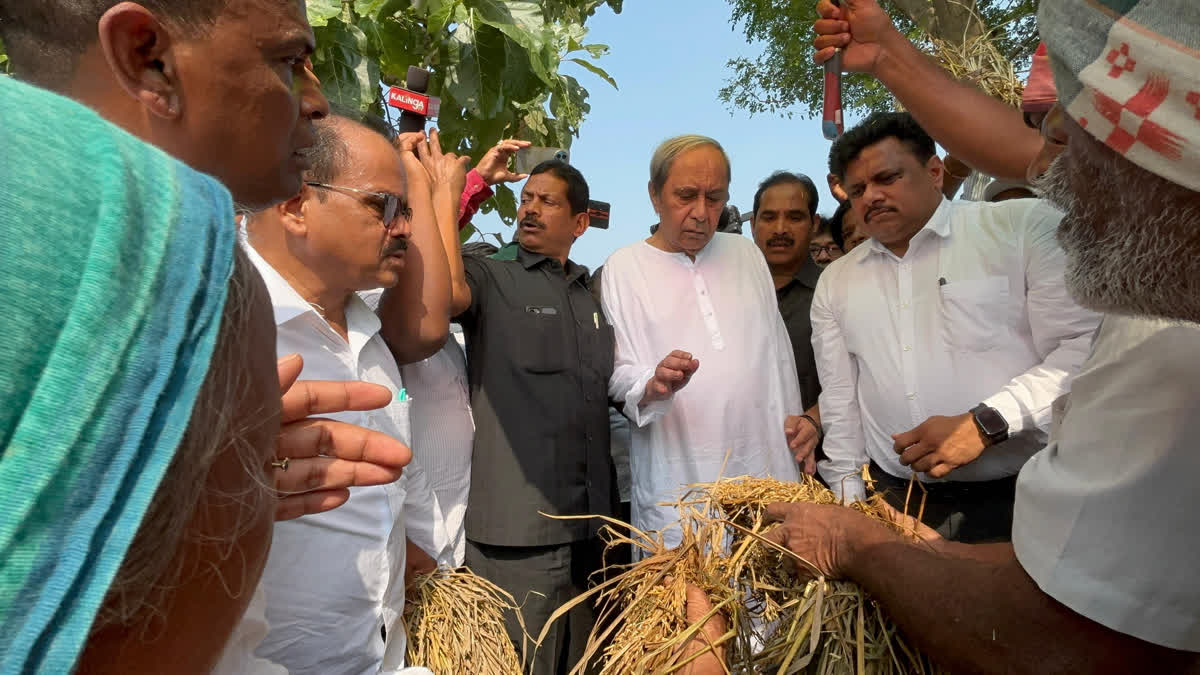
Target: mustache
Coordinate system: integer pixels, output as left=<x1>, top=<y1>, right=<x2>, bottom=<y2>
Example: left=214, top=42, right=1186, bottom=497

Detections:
left=766, top=234, right=795, bottom=247
left=381, top=236, right=409, bottom=257
left=864, top=205, right=896, bottom=223
left=520, top=217, right=546, bottom=230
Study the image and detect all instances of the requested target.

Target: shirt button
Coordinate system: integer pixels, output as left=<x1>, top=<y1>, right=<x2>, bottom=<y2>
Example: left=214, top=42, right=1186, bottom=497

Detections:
left=903, top=345, right=912, bottom=352
left=906, top=393, right=916, bottom=400
left=901, top=302, right=910, bottom=309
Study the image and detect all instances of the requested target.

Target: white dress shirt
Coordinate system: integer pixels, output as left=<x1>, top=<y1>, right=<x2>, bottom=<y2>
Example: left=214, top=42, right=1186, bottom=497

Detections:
left=602, top=233, right=802, bottom=544
left=397, top=326, right=474, bottom=567
left=1013, top=314, right=1200, bottom=651
left=236, top=248, right=445, bottom=675
left=812, top=198, right=1101, bottom=501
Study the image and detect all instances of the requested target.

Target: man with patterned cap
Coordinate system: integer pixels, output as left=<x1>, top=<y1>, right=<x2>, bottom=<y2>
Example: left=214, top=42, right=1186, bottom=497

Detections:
left=728, top=1, right=1200, bottom=673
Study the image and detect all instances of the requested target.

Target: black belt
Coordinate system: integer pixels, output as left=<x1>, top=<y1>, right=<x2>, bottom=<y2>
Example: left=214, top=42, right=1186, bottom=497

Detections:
left=868, top=461, right=1017, bottom=500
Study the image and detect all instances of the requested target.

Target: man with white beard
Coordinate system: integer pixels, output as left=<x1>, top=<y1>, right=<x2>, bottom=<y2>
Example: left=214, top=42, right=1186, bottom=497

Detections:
left=748, top=0, right=1200, bottom=672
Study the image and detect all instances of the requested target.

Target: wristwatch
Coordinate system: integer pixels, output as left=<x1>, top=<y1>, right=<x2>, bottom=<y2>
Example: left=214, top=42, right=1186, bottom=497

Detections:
left=970, top=403, right=1009, bottom=446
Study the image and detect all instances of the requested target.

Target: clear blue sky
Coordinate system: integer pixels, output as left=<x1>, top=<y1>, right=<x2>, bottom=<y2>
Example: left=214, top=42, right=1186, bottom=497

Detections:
left=467, top=0, right=864, bottom=270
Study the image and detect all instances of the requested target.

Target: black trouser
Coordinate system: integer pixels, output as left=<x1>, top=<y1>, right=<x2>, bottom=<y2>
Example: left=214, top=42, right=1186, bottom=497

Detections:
left=465, top=538, right=607, bottom=675
left=869, top=461, right=1017, bottom=544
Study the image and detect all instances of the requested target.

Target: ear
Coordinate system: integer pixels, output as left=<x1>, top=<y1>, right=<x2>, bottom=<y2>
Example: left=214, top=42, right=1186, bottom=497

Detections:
left=926, top=155, right=945, bottom=194
left=572, top=211, right=591, bottom=239
left=279, top=188, right=310, bottom=237
left=647, top=180, right=662, bottom=215
left=97, top=4, right=181, bottom=120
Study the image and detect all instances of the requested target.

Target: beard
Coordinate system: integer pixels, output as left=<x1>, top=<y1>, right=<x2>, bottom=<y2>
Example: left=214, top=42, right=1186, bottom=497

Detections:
left=1034, top=150, right=1200, bottom=323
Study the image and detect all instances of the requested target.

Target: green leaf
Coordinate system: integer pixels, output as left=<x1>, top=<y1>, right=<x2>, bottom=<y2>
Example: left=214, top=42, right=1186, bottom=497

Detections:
left=307, top=0, right=343, bottom=27
left=566, top=58, right=616, bottom=89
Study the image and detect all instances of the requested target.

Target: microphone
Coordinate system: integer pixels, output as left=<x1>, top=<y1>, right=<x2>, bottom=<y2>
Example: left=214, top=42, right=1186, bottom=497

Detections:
left=387, top=66, right=436, bottom=134
left=822, top=0, right=844, bottom=140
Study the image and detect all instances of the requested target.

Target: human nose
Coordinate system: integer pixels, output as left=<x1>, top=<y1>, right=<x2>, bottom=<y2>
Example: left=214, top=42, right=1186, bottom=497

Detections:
left=300, top=59, right=330, bottom=121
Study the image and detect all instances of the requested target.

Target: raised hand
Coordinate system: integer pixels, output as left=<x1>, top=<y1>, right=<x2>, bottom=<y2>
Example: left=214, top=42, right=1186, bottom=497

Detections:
left=813, top=0, right=896, bottom=73
left=474, top=138, right=532, bottom=186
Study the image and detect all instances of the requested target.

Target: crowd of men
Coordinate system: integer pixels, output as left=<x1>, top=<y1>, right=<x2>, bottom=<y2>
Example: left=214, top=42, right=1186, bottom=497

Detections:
left=0, top=0, right=1196, bottom=674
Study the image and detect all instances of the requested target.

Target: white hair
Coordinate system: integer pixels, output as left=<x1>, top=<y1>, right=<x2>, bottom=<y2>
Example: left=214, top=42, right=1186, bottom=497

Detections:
left=1034, top=146, right=1200, bottom=323
left=649, top=134, right=731, bottom=196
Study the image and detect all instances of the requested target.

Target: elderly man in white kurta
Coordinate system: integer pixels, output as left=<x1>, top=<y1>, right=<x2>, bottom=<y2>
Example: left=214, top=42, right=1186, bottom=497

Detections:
left=602, top=135, right=808, bottom=544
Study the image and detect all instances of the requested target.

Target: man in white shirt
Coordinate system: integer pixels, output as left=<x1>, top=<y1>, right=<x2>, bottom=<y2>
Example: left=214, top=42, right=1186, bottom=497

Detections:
left=749, top=0, right=1200, bottom=670
left=241, top=115, right=461, bottom=674
left=813, top=112, right=1100, bottom=542
left=602, top=135, right=811, bottom=544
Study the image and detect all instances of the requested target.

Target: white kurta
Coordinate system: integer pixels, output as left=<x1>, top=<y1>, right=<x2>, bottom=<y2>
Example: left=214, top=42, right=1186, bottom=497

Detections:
left=601, top=233, right=802, bottom=544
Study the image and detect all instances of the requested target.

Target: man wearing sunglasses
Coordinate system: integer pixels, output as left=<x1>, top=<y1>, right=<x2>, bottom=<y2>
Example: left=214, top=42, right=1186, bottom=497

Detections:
left=239, top=114, right=466, bottom=674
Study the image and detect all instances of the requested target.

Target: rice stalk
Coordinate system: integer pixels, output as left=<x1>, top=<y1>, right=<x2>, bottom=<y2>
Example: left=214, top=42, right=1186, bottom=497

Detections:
left=402, top=566, right=525, bottom=674
left=550, top=475, right=949, bottom=674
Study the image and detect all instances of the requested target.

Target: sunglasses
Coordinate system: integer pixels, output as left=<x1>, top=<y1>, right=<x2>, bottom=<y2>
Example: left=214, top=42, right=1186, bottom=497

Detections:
left=305, top=182, right=411, bottom=229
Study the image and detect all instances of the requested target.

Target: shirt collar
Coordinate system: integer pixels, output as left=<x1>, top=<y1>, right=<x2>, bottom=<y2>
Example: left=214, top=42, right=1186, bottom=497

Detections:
left=244, top=242, right=382, bottom=348
left=503, top=242, right=589, bottom=284
left=860, top=197, right=952, bottom=261
left=245, top=243, right=312, bottom=326
left=792, top=257, right=822, bottom=289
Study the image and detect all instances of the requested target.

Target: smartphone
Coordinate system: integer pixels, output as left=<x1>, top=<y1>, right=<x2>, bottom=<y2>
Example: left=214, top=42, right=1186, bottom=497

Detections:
left=515, top=146, right=570, bottom=175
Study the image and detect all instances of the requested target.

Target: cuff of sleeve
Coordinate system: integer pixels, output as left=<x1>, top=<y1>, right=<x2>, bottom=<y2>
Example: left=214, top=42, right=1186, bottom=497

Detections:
left=623, top=368, right=673, bottom=427
left=457, top=170, right=494, bottom=230
left=827, top=474, right=866, bottom=504
left=980, top=391, right=1026, bottom=435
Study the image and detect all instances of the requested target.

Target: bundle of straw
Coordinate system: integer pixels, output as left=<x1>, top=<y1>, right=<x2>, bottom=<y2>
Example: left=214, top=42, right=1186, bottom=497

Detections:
left=402, top=567, right=525, bottom=674
left=550, top=475, right=948, bottom=675
left=932, top=33, right=1024, bottom=108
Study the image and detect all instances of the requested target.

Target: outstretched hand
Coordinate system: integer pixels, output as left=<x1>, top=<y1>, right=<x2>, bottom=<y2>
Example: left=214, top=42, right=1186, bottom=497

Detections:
left=273, top=354, right=412, bottom=521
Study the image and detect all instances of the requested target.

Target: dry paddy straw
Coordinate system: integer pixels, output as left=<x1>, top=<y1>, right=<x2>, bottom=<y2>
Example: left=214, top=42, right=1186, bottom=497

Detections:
left=402, top=567, right=525, bottom=674
left=553, top=475, right=948, bottom=674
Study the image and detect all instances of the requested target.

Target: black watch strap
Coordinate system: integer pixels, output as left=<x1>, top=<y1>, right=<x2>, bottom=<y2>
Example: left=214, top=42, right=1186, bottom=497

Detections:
left=971, top=403, right=1009, bottom=445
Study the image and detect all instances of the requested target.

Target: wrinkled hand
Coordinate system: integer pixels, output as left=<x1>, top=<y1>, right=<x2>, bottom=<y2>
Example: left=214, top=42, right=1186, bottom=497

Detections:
left=784, top=414, right=820, bottom=474
left=892, top=412, right=987, bottom=479
left=679, top=583, right=729, bottom=675
left=640, top=350, right=700, bottom=407
left=405, top=538, right=437, bottom=590
left=813, top=0, right=896, bottom=73
left=762, top=502, right=865, bottom=579
left=876, top=501, right=943, bottom=545
left=475, top=138, right=532, bottom=186
left=274, top=354, right=412, bottom=521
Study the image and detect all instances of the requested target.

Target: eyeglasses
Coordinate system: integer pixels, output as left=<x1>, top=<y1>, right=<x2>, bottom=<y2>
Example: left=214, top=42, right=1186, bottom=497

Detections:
left=809, top=244, right=844, bottom=256
left=305, top=182, right=411, bottom=229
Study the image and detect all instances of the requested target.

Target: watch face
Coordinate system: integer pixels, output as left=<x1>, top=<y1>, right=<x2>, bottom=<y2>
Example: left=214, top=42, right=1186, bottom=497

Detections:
left=975, top=406, right=1007, bottom=437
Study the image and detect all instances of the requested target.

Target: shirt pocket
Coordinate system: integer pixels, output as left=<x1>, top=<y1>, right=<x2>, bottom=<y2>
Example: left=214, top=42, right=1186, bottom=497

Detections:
left=517, top=311, right=569, bottom=373
left=939, top=276, right=1010, bottom=352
